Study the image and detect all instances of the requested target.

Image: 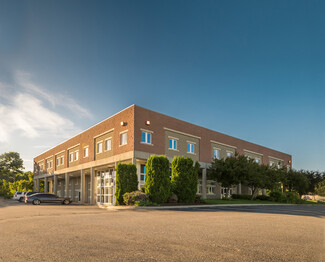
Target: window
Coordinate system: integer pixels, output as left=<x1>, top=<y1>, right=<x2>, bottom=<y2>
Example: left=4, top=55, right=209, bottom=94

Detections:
left=57, top=159, right=60, bottom=166
left=141, top=131, right=151, bottom=144
left=105, top=139, right=111, bottom=151
left=84, top=147, right=89, bottom=157
left=49, top=160, right=52, bottom=168
left=120, top=133, right=127, bottom=145
left=214, top=149, right=220, bottom=159
left=207, top=186, right=214, bottom=194
left=169, top=139, right=177, bottom=150
left=97, top=142, right=103, bottom=153
left=140, top=164, right=146, bottom=181
left=70, top=153, right=74, bottom=162
left=187, top=143, right=194, bottom=154
left=255, top=159, right=260, bottom=164
left=226, top=152, right=232, bottom=158
left=277, top=162, right=282, bottom=169
left=75, top=151, right=79, bottom=161
left=61, top=156, right=64, bottom=165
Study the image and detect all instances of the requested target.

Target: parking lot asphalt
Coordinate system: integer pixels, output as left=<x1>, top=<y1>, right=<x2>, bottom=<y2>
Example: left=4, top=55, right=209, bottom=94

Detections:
left=159, top=204, right=325, bottom=218
left=0, top=199, right=324, bottom=262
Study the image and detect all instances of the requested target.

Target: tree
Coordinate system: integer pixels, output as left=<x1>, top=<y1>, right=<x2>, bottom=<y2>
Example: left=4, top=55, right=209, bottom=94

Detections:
left=242, top=160, right=267, bottom=200
left=171, top=157, right=200, bottom=203
left=0, top=152, right=24, bottom=191
left=286, top=169, right=310, bottom=198
left=115, top=163, right=138, bottom=205
left=304, top=170, right=325, bottom=195
left=315, top=180, right=325, bottom=197
left=209, top=154, right=247, bottom=196
left=144, top=156, right=171, bottom=204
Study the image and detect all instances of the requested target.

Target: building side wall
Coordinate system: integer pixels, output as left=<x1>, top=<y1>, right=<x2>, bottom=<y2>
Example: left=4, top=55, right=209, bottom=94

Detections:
left=34, top=106, right=135, bottom=173
left=134, top=105, right=291, bottom=166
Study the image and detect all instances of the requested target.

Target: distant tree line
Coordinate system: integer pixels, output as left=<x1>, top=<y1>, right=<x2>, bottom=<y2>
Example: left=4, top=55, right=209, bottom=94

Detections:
left=208, top=153, right=325, bottom=199
left=0, top=152, right=43, bottom=198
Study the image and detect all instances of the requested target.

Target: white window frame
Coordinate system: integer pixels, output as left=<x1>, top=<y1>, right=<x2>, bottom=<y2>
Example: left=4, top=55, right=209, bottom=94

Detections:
left=84, top=146, right=89, bottom=157
left=226, top=152, right=233, bottom=158
left=213, top=148, right=220, bottom=159
left=168, top=137, right=178, bottom=151
left=105, top=138, right=112, bottom=151
left=75, top=150, right=79, bottom=161
left=61, top=156, right=64, bottom=165
left=187, top=142, right=194, bottom=154
left=70, top=152, right=74, bottom=162
left=120, top=132, right=127, bottom=146
left=207, top=186, right=215, bottom=195
left=141, top=131, right=152, bottom=145
left=97, top=141, right=103, bottom=154
left=57, top=158, right=60, bottom=166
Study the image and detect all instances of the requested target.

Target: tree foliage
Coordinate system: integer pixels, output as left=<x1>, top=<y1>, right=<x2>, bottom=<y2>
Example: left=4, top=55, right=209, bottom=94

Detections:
left=171, top=156, right=200, bottom=203
left=144, top=155, right=171, bottom=204
left=285, top=169, right=310, bottom=197
left=115, top=163, right=138, bottom=205
left=0, top=152, right=24, bottom=191
left=315, top=180, right=325, bottom=196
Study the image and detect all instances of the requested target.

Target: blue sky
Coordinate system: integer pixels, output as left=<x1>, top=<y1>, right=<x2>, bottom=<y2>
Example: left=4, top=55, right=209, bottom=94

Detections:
left=0, top=0, right=324, bottom=171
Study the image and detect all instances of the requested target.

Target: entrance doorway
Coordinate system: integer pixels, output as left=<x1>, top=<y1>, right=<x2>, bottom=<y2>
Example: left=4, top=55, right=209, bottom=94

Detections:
left=96, top=169, right=114, bottom=205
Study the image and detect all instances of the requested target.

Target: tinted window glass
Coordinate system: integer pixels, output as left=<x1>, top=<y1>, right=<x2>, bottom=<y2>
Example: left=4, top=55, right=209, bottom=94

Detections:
left=17, top=192, right=22, bottom=194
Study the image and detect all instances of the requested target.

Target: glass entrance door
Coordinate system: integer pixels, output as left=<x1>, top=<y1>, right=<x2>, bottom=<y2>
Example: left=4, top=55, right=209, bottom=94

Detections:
left=96, top=169, right=114, bottom=205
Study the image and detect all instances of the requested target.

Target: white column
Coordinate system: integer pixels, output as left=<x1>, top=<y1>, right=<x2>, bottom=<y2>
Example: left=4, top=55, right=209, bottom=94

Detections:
left=53, top=175, right=58, bottom=195
left=44, top=177, right=48, bottom=193
left=65, top=173, right=69, bottom=198
left=262, top=189, right=267, bottom=195
left=90, top=167, right=95, bottom=205
left=202, top=168, right=207, bottom=199
left=81, top=169, right=85, bottom=203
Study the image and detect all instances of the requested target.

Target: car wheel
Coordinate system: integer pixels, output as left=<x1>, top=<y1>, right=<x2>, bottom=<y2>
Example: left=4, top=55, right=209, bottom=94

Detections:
left=33, top=199, right=41, bottom=205
left=63, top=199, right=70, bottom=205
left=19, top=197, right=24, bottom=202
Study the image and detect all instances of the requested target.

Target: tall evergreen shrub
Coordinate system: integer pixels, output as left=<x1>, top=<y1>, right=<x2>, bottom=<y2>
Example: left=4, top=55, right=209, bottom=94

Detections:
left=171, top=157, right=200, bottom=203
left=115, top=163, right=138, bottom=205
left=144, top=156, right=171, bottom=204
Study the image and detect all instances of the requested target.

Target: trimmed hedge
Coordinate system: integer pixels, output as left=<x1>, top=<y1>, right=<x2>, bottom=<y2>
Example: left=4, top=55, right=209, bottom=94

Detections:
left=115, top=163, right=138, bottom=205
left=144, top=155, right=171, bottom=204
left=171, top=157, right=200, bottom=203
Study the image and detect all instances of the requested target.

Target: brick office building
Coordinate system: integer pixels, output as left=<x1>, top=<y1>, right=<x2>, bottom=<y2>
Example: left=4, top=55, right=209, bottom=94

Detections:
left=33, top=105, right=292, bottom=205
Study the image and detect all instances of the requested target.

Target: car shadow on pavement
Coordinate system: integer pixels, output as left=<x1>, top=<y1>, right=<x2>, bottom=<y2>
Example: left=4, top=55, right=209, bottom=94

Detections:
left=157, top=205, right=325, bottom=218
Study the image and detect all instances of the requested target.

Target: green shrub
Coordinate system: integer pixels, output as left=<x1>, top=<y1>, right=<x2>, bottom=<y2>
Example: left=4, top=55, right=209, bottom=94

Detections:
left=286, top=192, right=302, bottom=204
left=269, top=191, right=286, bottom=202
left=144, top=155, right=171, bottom=204
left=231, top=194, right=251, bottom=200
left=115, top=163, right=138, bottom=205
left=123, top=190, right=149, bottom=206
left=255, top=195, right=270, bottom=201
left=171, top=157, right=200, bottom=203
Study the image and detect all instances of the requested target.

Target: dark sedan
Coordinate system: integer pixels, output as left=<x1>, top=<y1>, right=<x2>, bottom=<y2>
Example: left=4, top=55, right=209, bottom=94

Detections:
left=26, top=193, right=72, bottom=205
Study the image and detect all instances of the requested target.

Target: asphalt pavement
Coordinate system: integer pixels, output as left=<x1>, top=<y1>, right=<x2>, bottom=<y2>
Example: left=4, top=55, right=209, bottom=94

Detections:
left=0, top=199, right=324, bottom=262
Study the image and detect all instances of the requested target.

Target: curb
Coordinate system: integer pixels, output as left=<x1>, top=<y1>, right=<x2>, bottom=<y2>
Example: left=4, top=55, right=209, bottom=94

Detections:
left=100, top=203, right=293, bottom=210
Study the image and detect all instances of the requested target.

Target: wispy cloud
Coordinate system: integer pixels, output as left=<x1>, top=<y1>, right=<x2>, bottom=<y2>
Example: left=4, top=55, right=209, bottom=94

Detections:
left=15, top=71, right=92, bottom=118
left=0, top=71, right=91, bottom=144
